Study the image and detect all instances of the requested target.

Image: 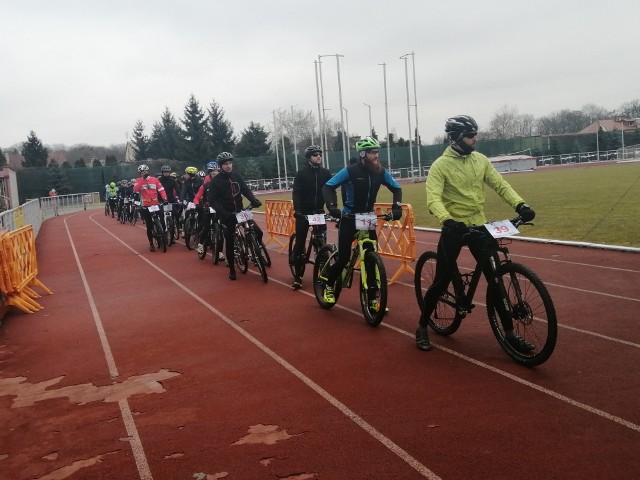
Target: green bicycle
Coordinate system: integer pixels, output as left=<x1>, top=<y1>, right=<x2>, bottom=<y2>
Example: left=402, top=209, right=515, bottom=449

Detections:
left=313, top=212, right=391, bottom=326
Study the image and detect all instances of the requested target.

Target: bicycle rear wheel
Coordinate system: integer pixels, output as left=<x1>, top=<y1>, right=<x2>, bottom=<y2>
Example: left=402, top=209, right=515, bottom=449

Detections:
left=414, top=251, right=463, bottom=336
left=313, top=245, right=341, bottom=309
left=486, top=262, right=557, bottom=367
left=360, top=251, right=388, bottom=327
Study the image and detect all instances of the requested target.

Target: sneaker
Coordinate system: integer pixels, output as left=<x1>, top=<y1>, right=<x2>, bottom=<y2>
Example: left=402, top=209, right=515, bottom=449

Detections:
left=149, top=244, right=155, bottom=252
left=291, top=277, right=302, bottom=290
left=228, top=270, right=237, bottom=281
left=196, top=243, right=204, bottom=254
left=218, top=252, right=226, bottom=261
left=323, top=286, right=336, bottom=304
left=505, top=330, right=535, bottom=353
left=416, top=326, right=433, bottom=351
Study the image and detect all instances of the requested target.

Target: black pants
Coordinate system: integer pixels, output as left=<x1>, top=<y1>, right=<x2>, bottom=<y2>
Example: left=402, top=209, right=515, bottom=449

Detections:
left=140, top=208, right=155, bottom=243
left=292, top=215, right=327, bottom=277
left=419, top=226, right=512, bottom=330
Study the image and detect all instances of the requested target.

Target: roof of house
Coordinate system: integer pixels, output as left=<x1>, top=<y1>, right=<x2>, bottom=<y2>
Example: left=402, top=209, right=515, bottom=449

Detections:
left=579, top=117, right=638, bottom=134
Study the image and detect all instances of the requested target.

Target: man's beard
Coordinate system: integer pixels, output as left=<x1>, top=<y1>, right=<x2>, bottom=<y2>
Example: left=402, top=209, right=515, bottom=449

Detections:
left=364, top=158, right=382, bottom=174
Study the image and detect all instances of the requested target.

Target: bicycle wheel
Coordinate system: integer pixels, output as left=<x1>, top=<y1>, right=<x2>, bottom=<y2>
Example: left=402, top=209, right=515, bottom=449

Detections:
left=258, top=240, right=271, bottom=267
left=166, top=216, right=175, bottom=245
left=486, top=262, right=557, bottom=367
left=153, top=218, right=166, bottom=252
left=234, top=232, right=248, bottom=274
left=184, top=216, right=197, bottom=250
left=313, top=245, right=341, bottom=309
left=211, top=223, right=223, bottom=265
left=360, top=251, right=388, bottom=327
left=250, top=236, right=268, bottom=283
left=414, top=251, right=463, bottom=336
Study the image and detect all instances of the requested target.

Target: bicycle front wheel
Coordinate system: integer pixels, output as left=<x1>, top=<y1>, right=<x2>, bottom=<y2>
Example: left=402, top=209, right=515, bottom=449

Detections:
left=184, top=216, right=197, bottom=250
left=360, top=251, right=388, bottom=327
left=166, top=216, right=175, bottom=245
left=211, top=223, right=223, bottom=265
left=249, top=235, right=268, bottom=282
left=486, top=262, right=557, bottom=367
left=288, top=234, right=299, bottom=278
left=153, top=217, right=166, bottom=252
left=414, top=251, right=463, bottom=336
left=313, top=245, right=341, bottom=309
left=234, top=232, right=248, bottom=274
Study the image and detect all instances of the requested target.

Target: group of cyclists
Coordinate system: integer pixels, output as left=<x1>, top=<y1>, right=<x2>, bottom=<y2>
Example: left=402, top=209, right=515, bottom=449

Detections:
left=105, top=114, right=538, bottom=354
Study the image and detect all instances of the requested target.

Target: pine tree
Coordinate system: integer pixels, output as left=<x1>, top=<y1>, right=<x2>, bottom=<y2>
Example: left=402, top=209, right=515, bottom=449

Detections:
left=206, top=100, right=235, bottom=157
left=75, top=158, right=87, bottom=168
left=181, top=94, right=209, bottom=164
left=47, top=163, right=72, bottom=194
left=131, top=120, right=149, bottom=161
left=21, top=130, right=49, bottom=167
left=235, top=122, right=270, bottom=157
left=158, top=108, right=184, bottom=160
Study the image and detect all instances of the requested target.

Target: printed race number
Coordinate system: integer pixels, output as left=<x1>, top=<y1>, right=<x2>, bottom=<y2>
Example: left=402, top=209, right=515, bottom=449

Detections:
left=484, top=219, right=519, bottom=238
left=236, top=210, right=253, bottom=223
left=307, top=214, right=326, bottom=225
left=355, top=213, right=377, bottom=230
left=148, top=204, right=160, bottom=212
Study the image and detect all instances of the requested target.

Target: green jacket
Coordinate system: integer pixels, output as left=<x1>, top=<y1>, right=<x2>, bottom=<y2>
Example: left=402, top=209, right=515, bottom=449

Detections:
left=426, top=146, right=524, bottom=226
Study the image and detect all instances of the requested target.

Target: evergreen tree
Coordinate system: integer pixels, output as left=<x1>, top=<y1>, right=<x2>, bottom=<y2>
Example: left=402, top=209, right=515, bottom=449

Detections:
left=371, top=127, right=378, bottom=140
left=181, top=94, right=209, bottom=164
left=21, top=130, right=49, bottom=167
left=158, top=108, right=184, bottom=160
left=61, top=161, right=72, bottom=168
left=147, top=122, right=163, bottom=159
left=92, top=158, right=102, bottom=167
left=131, top=119, right=149, bottom=161
left=206, top=100, right=235, bottom=157
left=47, top=163, right=72, bottom=194
left=235, top=122, right=270, bottom=157
left=74, top=158, right=87, bottom=168
left=105, top=155, right=118, bottom=166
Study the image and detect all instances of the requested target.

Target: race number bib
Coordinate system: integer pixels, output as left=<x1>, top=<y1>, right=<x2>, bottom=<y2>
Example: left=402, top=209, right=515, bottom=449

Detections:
left=134, top=201, right=141, bottom=206
left=163, top=203, right=172, bottom=212
left=236, top=210, right=253, bottom=223
left=307, top=214, right=326, bottom=225
left=355, top=213, right=377, bottom=230
left=187, top=202, right=196, bottom=210
left=148, top=204, right=160, bottom=212
left=484, top=219, right=519, bottom=238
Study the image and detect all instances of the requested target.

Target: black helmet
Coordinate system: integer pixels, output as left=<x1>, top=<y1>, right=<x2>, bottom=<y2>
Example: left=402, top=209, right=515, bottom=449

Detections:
left=304, top=145, right=323, bottom=159
left=445, top=115, right=478, bottom=143
left=161, top=165, right=172, bottom=172
left=216, top=152, right=234, bottom=165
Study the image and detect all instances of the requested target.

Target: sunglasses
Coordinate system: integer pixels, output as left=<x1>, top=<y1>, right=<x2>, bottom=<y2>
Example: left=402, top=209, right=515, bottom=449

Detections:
left=463, top=132, right=478, bottom=139
left=311, top=152, right=323, bottom=157
left=367, top=149, right=380, bottom=155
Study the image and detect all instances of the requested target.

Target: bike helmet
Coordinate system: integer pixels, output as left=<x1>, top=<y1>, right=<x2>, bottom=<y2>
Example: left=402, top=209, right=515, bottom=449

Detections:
left=197, top=170, right=206, bottom=178
left=138, top=164, right=150, bottom=173
left=355, top=136, right=380, bottom=152
left=445, top=115, right=478, bottom=142
left=216, top=152, right=234, bottom=165
left=161, top=165, right=172, bottom=172
left=110, top=182, right=116, bottom=187
left=304, top=145, right=323, bottom=158
left=185, top=166, right=197, bottom=175
left=206, top=161, right=220, bottom=172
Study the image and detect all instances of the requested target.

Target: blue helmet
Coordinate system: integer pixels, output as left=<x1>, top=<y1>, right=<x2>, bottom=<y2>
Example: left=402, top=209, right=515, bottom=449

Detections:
left=206, top=161, right=220, bottom=172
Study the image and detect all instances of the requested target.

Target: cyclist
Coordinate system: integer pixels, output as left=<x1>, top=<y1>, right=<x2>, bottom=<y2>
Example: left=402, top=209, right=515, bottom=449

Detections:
left=158, top=165, right=180, bottom=244
left=321, top=136, right=403, bottom=308
left=415, top=115, right=536, bottom=352
left=133, top=164, right=168, bottom=252
left=208, top=152, right=262, bottom=281
left=195, top=161, right=225, bottom=261
left=106, top=181, right=119, bottom=218
left=290, top=144, right=332, bottom=289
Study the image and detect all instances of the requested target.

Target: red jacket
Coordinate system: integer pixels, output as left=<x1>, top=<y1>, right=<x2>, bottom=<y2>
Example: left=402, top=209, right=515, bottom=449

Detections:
left=134, top=176, right=167, bottom=207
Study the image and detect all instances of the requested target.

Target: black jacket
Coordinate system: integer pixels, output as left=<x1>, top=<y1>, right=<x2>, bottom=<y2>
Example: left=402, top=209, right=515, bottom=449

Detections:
left=208, top=171, right=260, bottom=218
left=158, top=175, right=179, bottom=203
left=181, top=176, right=203, bottom=202
left=292, top=164, right=332, bottom=214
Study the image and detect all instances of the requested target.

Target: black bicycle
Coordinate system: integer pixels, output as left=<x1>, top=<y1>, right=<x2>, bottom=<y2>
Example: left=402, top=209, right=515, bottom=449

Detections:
left=145, top=204, right=167, bottom=253
left=413, top=217, right=557, bottom=366
left=233, top=205, right=268, bottom=283
left=198, top=207, right=224, bottom=264
left=163, top=203, right=177, bottom=246
left=183, top=202, right=199, bottom=250
left=288, top=212, right=330, bottom=280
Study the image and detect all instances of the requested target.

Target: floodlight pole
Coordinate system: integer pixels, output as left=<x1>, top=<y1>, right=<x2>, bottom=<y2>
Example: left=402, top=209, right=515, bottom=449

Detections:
left=379, top=62, right=391, bottom=170
left=363, top=103, right=372, bottom=136
left=317, top=56, right=329, bottom=169
left=291, top=105, right=299, bottom=172
left=314, top=60, right=323, bottom=157
left=343, top=107, right=351, bottom=160
left=272, top=110, right=282, bottom=189
left=400, top=53, right=414, bottom=180
left=409, top=51, right=421, bottom=177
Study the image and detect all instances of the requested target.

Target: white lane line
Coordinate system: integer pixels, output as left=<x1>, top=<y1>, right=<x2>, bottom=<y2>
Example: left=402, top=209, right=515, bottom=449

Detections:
left=63, top=215, right=153, bottom=480
left=88, top=214, right=441, bottom=479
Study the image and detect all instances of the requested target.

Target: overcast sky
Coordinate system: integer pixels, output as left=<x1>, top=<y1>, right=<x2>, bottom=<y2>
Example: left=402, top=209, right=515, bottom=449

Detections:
left=1, top=0, right=639, bottom=151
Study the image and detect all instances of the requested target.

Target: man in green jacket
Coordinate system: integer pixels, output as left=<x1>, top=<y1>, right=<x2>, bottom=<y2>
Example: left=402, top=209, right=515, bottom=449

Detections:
left=416, top=115, right=536, bottom=352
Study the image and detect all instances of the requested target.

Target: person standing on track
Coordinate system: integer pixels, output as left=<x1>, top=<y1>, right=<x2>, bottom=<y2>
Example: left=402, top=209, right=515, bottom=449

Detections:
left=321, top=136, right=403, bottom=307
left=208, top=152, right=262, bottom=281
left=106, top=182, right=118, bottom=218
left=415, top=115, right=536, bottom=352
left=134, top=164, right=168, bottom=252
left=290, top=144, right=332, bottom=289
left=195, top=161, right=225, bottom=261
left=157, top=165, right=180, bottom=244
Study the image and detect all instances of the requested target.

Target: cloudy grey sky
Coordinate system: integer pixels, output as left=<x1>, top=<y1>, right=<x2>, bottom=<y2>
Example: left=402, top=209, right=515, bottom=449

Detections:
left=1, top=0, right=638, bottom=150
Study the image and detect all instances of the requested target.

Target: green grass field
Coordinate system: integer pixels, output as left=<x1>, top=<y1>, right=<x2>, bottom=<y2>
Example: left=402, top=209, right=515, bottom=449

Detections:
left=258, top=161, right=640, bottom=248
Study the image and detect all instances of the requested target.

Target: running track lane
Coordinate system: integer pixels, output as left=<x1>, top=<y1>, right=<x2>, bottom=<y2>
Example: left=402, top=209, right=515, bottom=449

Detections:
left=0, top=209, right=638, bottom=479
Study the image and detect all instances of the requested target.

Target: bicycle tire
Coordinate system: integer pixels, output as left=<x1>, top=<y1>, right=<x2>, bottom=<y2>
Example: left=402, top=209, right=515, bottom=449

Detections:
left=152, top=217, right=166, bottom=252
left=486, top=262, right=557, bottom=367
left=250, top=235, right=268, bottom=282
left=234, top=231, right=248, bottom=273
left=359, top=251, right=388, bottom=327
left=211, top=223, right=223, bottom=265
left=132, top=208, right=138, bottom=226
left=313, top=245, right=341, bottom=309
left=166, top=216, right=175, bottom=245
left=258, top=241, right=271, bottom=267
left=184, top=216, right=197, bottom=250
left=414, top=251, right=463, bottom=336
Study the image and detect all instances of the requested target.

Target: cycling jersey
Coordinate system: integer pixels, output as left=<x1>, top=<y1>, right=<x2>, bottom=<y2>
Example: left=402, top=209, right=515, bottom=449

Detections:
left=181, top=176, right=203, bottom=203
left=158, top=175, right=179, bottom=203
left=133, top=176, right=167, bottom=207
left=292, top=163, right=332, bottom=214
left=426, top=146, right=524, bottom=226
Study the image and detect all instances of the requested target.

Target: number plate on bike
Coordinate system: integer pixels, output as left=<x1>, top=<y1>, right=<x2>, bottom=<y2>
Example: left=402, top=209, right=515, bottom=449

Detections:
left=236, top=210, right=253, bottom=222
left=134, top=201, right=141, bottom=206
left=307, top=214, right=326, bottom=225
left=148, top=204, right=160, bottom=212
left=163, top=203, right=172, bottom=212
left=355, top=213, right=377, bottom=230
left=187, top=202, right=196, bottom=210
left=484, top=219, right=519, bottom=238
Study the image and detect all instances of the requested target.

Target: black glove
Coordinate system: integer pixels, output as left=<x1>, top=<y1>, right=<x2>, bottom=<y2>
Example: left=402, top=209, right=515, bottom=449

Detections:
left=516, top=203, right=536, bottom=222
left=328, top=205, right=342, bottom=219
left=443, top=219, right=468, bottom=235
left=251, top=200, right=262, bottom=208
left=391, top=205, right=403, bottom=221
left=294, top=211, right=304, bottom=219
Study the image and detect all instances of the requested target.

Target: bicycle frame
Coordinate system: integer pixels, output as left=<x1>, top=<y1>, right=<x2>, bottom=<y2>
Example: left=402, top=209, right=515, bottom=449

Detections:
left=341, top=230, right=379, bottom=290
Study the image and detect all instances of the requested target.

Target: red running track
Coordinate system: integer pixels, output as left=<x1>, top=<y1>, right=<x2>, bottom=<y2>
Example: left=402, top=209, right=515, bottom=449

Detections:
left=0, top=209, right=639, bottom=480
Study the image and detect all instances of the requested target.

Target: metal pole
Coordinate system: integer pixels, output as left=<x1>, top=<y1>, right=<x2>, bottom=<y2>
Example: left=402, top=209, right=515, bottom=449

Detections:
left=272, top=110, right=281, bottom=190
left=621, top=124, right=626, bottom=160
left=291, top=105, right=298, bottom=172
left=343, top=107, right=351, bottom=160
left=410, top=51, right=421, bottom=177
left=335, top=54, right=347, bottom=167
left=596, top=121, right=600, bottom=161
left=281, top=129, right=288, bottom=190
left=318, top=56, right=328, bottom=169
left=363, top=103, right=372, bottom=136
left=379, top=62, right=391, bottom=170
left=400, top=54, right=414, bottom=180
left=314, top=60, right=323, bottom=157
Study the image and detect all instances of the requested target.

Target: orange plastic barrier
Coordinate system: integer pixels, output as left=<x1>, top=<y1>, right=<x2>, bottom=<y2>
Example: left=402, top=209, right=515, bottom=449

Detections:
left=264, top=200, right=295, bottom=252
left=374, top=203, right=416, bottom=285
left=0, top=225, right=53, bottom=316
